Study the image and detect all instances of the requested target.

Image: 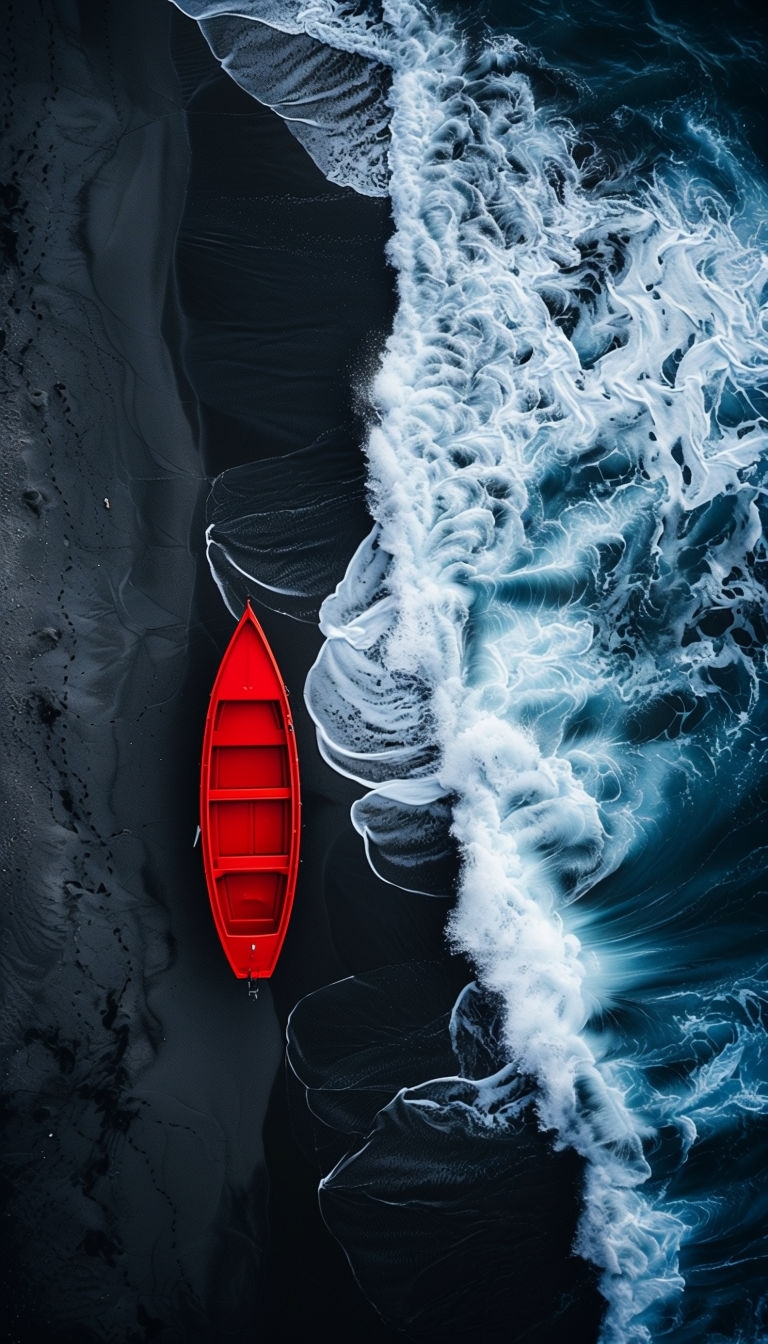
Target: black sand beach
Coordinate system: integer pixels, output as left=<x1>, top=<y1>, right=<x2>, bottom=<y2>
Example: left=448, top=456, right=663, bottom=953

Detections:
left=0, top=3, right=406, bottom=1339
left=2, top=5, right=611, bottom=1341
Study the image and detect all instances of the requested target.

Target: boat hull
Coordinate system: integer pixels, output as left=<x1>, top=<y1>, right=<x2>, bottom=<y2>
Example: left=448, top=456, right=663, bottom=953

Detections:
left=199, top=601, right=301, bottom=979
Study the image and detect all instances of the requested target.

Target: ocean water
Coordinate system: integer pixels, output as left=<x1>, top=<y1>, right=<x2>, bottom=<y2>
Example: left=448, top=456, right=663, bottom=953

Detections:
left=171, top=1, right=768, bottom=1339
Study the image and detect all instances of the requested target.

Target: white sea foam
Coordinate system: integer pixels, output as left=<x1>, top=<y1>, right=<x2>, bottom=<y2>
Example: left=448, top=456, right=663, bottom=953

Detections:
left=298, top=2, right=768, bottom=1338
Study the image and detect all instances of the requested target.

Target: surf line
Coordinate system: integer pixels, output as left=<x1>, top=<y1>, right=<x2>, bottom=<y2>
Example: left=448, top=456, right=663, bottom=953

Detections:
left=306, top=2, right=750, bottom=1337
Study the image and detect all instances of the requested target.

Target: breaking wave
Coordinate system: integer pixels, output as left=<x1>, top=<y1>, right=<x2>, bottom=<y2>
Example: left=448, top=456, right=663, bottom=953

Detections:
left=184, top=0, right=768, bottom=1338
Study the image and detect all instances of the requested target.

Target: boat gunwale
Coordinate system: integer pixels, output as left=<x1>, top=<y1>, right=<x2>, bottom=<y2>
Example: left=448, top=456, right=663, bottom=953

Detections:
left=199, top=599, right=301, bottom=979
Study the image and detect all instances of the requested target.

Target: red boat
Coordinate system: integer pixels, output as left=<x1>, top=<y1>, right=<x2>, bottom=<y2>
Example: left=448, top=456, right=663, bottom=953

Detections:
left=199, top=600, right=301, bottom=982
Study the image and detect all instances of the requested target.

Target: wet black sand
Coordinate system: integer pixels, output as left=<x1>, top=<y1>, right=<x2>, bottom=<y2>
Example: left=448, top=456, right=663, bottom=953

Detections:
left=0, top=3, right=401, bottom=1340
